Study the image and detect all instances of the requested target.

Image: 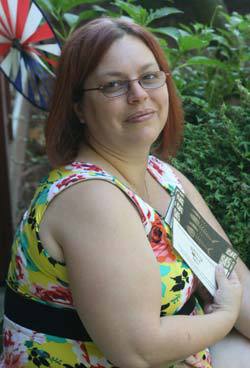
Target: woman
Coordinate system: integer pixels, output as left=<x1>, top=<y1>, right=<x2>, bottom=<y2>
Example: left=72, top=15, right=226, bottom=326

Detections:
left=1, top=17, right=250, bottom=368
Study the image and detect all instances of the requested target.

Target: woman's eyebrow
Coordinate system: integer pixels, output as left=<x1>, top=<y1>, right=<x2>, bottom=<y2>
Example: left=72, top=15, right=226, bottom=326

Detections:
left=98, top=62, right=158, bottom=78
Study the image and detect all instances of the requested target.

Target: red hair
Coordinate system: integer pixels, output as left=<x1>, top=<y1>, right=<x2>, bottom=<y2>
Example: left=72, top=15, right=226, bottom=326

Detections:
left=45, top=17, right=184, bottom=166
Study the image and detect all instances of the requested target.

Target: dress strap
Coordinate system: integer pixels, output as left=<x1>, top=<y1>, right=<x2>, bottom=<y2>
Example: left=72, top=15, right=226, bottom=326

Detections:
left=147, top=155, right=183, bottom=195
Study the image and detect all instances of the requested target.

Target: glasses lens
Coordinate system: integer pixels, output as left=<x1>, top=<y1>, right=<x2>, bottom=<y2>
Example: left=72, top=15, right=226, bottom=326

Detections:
left=101, top=71, right=167, bottom=98
left=102, top=81, right=127, bottom=97
left=140, top=71, right=166, bottom=89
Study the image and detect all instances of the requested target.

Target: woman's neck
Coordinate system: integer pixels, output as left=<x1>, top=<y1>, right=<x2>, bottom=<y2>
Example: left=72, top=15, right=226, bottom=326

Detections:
left=76, top=141, right=151, bottom=201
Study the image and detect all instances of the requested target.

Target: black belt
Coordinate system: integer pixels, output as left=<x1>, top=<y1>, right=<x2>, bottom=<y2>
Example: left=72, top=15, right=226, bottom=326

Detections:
left=4, top=286, right=92, bottom=341
left=4, top=286, right=196, bottom=340
left=176, top=294, right=196, bottom=315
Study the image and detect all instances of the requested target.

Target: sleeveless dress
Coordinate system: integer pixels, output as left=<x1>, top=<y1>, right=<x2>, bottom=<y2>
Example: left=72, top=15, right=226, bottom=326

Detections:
left=0, top=155, right=212, bottom=368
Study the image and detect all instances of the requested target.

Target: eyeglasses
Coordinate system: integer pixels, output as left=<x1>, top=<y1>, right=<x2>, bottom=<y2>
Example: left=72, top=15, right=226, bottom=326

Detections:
left=81, top=71, right=169, bottom=98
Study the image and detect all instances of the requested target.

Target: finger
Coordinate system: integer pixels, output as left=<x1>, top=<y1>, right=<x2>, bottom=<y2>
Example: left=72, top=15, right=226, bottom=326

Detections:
left=204, top=304, right=214, bottom=314
left=228, top=270, right=240, bottom=282
left=216, top=264, right=226, bottom=273
left=215, top=264, right=227, bottom=287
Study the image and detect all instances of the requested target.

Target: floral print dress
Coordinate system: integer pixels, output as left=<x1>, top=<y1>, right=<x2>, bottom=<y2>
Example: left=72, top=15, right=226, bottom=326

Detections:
left=0, top=155, right=212, bottom=368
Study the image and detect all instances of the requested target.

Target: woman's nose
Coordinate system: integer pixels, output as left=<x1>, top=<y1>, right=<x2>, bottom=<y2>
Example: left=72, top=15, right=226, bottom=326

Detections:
left=127, top=80, right=148, bottom=104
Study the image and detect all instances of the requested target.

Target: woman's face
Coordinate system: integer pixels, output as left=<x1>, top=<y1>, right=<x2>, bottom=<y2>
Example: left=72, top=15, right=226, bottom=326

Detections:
left=79, top=35, right=169, bottom=156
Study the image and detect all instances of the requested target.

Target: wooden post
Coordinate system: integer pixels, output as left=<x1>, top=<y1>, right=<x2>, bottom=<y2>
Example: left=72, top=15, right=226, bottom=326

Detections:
left=0, top=75, right=13, bottom=284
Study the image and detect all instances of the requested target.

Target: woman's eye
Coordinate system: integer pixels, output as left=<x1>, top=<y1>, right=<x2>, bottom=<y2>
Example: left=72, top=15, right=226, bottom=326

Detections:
left=142, top=73, right=158, bottom=80
left=104, top=80, right=124, bottom=89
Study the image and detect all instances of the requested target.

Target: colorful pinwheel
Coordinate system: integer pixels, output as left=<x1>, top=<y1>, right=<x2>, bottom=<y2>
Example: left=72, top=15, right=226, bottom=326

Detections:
left=0, top=0, right=61, bottom=110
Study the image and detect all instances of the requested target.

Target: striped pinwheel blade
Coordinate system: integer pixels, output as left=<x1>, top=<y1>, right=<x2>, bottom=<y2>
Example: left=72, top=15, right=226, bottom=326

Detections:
left=0, top=0, right=61, bottom=110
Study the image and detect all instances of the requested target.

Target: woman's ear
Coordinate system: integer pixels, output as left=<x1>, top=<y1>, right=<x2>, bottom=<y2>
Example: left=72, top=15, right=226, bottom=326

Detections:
left=74, top=102, right=85, bottom=124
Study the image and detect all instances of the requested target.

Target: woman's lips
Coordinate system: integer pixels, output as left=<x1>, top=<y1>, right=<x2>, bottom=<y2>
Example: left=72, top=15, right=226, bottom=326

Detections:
left=125, top=110, right=156, bottom=123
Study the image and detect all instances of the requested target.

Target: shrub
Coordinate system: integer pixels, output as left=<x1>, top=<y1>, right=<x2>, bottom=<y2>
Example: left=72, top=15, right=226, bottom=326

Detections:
left=172, top=86, right=250, bottom=266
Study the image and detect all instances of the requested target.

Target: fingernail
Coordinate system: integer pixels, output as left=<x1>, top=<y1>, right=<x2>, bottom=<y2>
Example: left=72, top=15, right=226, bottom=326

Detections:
left=217, top=264, right=224, bottom=273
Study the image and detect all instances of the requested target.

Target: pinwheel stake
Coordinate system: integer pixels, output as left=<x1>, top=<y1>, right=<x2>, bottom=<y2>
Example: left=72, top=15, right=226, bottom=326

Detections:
left=0, top=0, right=61, bottom=111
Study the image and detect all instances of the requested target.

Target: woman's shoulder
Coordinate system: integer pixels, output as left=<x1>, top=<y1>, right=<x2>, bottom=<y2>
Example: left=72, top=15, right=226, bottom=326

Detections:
left=39, top=163, right=132, bottom=265
left=42, top=173, right=147, bottom=257
left=39, top=160, right=141, bottom=229
left=32, top=161, right=113, bottom=207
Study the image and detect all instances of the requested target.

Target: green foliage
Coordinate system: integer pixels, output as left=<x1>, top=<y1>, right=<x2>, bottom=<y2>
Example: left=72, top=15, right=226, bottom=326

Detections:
left=37, top=0, right=106, bottom=40
left=111, top=2, right=250, bottom=109
left=169, top=11, right=250, bottom=108
left=113, top=0, right=184, bottom=43
left=113, top=0, right=183, bottom=27
left=172, top=86, right=250, bottom=266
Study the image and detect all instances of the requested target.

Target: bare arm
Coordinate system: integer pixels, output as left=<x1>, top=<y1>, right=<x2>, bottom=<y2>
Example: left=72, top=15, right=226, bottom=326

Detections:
left=171, top=167, right=250, bottom=339
left=46, top=180, right=241, bottom=368
left=234, top=259, right=250, bottom=339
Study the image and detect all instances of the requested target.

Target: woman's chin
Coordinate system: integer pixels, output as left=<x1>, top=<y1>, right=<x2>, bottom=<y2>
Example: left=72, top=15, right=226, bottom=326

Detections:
left=128, top=125, right=162, bottom=146
left=124, top=135, right=159, bottom=153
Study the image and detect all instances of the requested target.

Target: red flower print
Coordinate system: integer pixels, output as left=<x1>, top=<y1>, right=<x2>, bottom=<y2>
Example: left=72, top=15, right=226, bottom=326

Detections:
left=69, top=162, right=105, bottom=171
left=149, top=216, right=176, bottom=263
left=3, top=330, right=14, bottom=347
left=84, top=164, right=104, bottom=172
left=69, top=162, right=85, bottom=169
left=185, top=349, right=212, bottom=367
left=33, top=284, right=73, bottom=305
left=186, top=286, right=192, bottom=299
left=130, top=193, right=147, bottom=223
left=80, top=343, right=91, bottom=364
left=3, top=352, right=24, bottom=368
left=15, top=255, right=24, bottom=280
left=146, top=209, right=151, bottom=219
left=56, top=174, right=86, bottom=190
left=78, top=342, right=108, bottom=368
left=150, top=160, right=164, bottom=176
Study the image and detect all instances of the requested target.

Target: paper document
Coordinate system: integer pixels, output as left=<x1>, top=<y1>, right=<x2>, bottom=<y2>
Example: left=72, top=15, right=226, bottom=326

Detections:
left=167, top=188, right=238, bottom=295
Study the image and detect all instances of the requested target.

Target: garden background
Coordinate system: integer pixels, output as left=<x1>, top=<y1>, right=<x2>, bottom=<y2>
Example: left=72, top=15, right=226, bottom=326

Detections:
left=0, top=0, right=250, bottom=350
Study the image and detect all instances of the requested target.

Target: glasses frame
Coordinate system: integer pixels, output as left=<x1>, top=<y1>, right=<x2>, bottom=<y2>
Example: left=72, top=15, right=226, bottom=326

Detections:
left=81, top=71, right=170, bottom=98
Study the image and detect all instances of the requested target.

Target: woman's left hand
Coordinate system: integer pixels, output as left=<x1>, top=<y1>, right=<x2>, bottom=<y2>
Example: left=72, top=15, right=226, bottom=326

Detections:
left=195, top=279, right=213, bottom=312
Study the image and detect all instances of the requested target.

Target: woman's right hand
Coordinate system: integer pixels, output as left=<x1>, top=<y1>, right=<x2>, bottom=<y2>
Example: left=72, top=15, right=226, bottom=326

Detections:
left=205, top=265, right=242, bottom=323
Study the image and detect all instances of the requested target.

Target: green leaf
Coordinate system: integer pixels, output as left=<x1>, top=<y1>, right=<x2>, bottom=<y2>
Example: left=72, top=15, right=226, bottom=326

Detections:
left=36, top=0, right=54, bottom=13
left=113, top=0, right=148, bottom=25
left=63, top=13, right=79, bottom=27
left=92, top=4, right=118, bottom=18
left=77, top=10, right=100, bottom=22
left=61, top=0, right=104, bottom=13
left=179, top=35, right=209, bottom=52
left=185, top=56, right=227, bottom=70
left=92, top=5, right=108, bottom=13
left=238, top=19, right=250, bottom=32
left=145, top=7, right=183, bottom=26
left=230, top=14, right=243, bottom=27
left=47, top=0, right=66, bottom=12
left=214, top=190, right=224, bottom=201
left=150, top=27, right=183, bottom=42
left=48, top=0, right=62, bottom=8
left=183, top=96, right=208, bottom=108
left=36, top=0, right=61, bottom=20
left=209, top=34, right=230, bottom=48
